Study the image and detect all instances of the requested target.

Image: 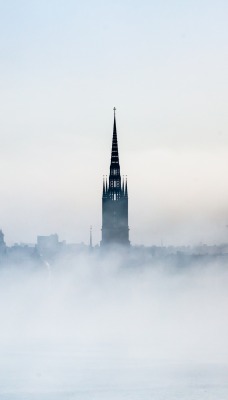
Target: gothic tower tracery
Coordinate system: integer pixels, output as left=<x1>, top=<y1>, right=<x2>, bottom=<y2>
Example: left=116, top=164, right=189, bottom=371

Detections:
left=101, top=109, right=130, bottom=247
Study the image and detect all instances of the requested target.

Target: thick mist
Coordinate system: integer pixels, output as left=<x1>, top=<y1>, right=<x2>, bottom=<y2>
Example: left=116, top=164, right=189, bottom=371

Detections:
left=1, top=253, right=228, bottom=360
left=0, top=253, right=228, bottom=398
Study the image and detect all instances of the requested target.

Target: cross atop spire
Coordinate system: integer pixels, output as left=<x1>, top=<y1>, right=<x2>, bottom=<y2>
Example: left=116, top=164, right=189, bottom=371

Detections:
left=111, top=107, right=119, bottom=166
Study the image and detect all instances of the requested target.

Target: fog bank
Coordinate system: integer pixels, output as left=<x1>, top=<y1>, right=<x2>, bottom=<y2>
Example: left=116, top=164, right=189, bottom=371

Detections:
left=0, top=255, right=227, bottom=364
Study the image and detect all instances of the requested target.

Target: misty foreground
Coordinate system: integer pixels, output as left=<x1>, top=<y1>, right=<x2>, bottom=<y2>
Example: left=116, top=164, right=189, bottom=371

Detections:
left=0, top=253, right=228, bottom=399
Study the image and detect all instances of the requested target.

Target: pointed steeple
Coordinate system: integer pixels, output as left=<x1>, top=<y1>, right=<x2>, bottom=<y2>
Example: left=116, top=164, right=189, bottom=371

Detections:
left=101, top=109, right=129, bottom=247
left=111, top=107, right=119, bottom=166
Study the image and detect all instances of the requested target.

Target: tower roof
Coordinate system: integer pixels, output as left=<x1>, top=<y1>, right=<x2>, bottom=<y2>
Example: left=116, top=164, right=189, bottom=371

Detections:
left=111, top=107, right=119, bottom=166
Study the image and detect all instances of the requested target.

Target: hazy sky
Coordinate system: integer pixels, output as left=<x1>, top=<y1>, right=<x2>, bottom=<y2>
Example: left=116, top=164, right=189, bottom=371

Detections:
left=0, top=0, right=228, bottom=246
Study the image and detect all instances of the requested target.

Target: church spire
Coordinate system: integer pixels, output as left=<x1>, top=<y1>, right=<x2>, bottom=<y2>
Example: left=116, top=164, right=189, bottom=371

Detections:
left=101, top=109, right=129, bottom=247
left=111, top=107, right=119, bottom=166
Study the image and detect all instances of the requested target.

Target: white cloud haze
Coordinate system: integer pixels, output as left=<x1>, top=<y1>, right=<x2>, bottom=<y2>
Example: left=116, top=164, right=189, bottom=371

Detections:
left=0, top=253, right=228, bottom=398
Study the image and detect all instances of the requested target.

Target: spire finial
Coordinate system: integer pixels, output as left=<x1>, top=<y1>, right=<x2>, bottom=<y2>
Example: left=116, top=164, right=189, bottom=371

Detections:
left=113, top=107, right=116, bottom=115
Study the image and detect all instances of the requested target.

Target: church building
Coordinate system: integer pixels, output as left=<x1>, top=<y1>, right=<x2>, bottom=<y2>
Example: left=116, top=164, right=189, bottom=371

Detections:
left=101, top=109, right=130, bottom=247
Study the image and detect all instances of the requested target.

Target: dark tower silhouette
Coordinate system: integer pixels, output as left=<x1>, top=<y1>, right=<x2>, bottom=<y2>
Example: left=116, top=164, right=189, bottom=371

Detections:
left=101, top=108, right=130, bottom=247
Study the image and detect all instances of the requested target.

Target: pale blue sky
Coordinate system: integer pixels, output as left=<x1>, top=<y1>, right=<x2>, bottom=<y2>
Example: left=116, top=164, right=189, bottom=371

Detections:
left=0, top=1, right=228, bottom=245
